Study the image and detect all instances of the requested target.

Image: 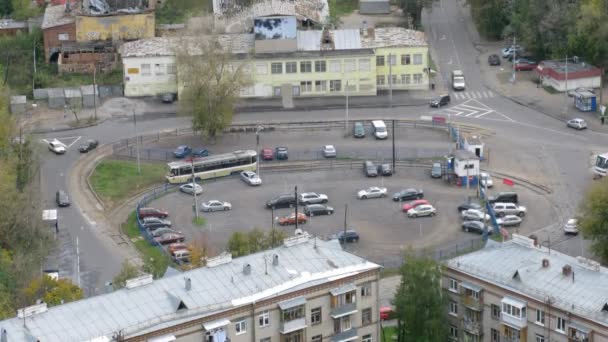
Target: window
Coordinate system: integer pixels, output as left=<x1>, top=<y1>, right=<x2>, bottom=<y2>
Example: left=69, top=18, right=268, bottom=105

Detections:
left=311, top=307, right=322, bottom=325
left=333, top=315, right=351, bottom=333
left=336, top=291, right=355, bottom=306
left=300, top=61, right=312, bottom=73
left=390, top=75, right=397, bottom=85
left=502, top=303, right=525, bottom=318
left=536, top=309, right=545, bottom=325
left=312, top=335, right=322, bottom=342
left=344, top=59, right=355, bottom=72
left=413, top=74, right=423, bottom=84
left=271, top=62, right=283, bottom=74
left=401, top=54, right=411, bottom=65
left=256, top=63, right=268, bottom=74
left=273, top=87, right=281, bottom=96
left=330, top=60, right=341, bottom=72
left=362, top=335, right=372, bottom=342
left=155, top=64, right=164, bottom=75
left=261, top=338, right=271, bottom=342
left=401, top=74, right=411, bottom=84
left=292, top=86, right=300, bottom=96
left=259, top=310, right=270, bottom=327
left=315, top=61, right=327, bottom=72
left=361, top=283, right=371, bottom=297
left=376, top=56, right=385, bottom=66
left=58, top=33, right=69, bottom=41
left=167, top=64, right=177, bottom=75
left=286, top=62, right=297, bottom=73
left=448, top=278, right=458, bottom=292
left=359, top=59, right=370, bottom=71
left=362, top=308, right=372, bottom=325
left=413, top=54, right=423, bottom=65
left=491, top=328, right=499, bottom=342
left=449, top=301, right=458, bottom=316
left=283, top=306, right=304, bottom=322
left=449, top=325, right=458, bottom=339
left=141, top=64, right=151, bottom=76
left=329, top=80, right=342, bottom=92
left=285, top=330, right=303, bottom=342
left=557, top=316, right=566, bottom=332
left=388, top=54, right=396, bottom=65
left=491, top=304, right=500, bottom=319
left=376, top=75, right=385, bottom=85
left=299, top=81, right=312, bottom=93
left=235, top=319, right=247, bottom=335
left=536, top=335, right=545, bottom=342
left=315, top=80, right=327, bottom=92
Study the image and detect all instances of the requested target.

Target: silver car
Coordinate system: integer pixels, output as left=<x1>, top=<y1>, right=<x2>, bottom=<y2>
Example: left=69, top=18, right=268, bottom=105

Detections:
left=461, top=209, right=490, bottom=222
left=357, top=187, right=387, bottom=199
left=240, top=171, right=262, bottom=186
left=201, top=200, right=232, bottom=212
left=566, top=118, right=587, bottom=130
left=322, top=145, right=337, bottom=158
left=179, top=183, right=203, bottom=195
left=496, top=215, right=522, bottom=227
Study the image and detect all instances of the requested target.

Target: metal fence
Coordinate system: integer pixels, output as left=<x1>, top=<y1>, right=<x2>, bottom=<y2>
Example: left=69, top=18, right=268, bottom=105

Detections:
left=134, top=183, right=178, bottom=258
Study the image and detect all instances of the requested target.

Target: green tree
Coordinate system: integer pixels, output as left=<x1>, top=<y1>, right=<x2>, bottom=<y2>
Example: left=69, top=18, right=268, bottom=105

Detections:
left=0, top=0, right=13, bottom=17
left=265, top=228, right=287, bottom=248
left=227, top=231, right=250, bottom=257
left=394, top=253, right=447, bottom=342
left=579, top=177, right=608, bottom=263
left=112, top=261, right=141, bottom=290
left=248, top=228, right=267, bottom=254
left=10, top=0, right=41, bottom=20
left=398, top=0, right=436, bottom=29
left=22, top=275, right=83, bottom=307
left=469, top=0, right=510, bottom=40
left=568, top=0, right=608, bottom=68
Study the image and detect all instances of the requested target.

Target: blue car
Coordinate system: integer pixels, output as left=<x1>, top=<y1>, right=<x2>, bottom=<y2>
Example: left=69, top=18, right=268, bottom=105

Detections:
left=173, top=145, right=192, bottom=158
left=192, top=148, right=209, bottom=158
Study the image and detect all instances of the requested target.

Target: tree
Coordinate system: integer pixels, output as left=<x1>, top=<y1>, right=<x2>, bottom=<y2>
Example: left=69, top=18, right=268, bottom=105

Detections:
left=394, top=253, right=447, bottom=342
left=579, top=177, right=608, bottom=263
left=227, top=229, right=289, bottom=257
left=227, top=231, right=250, bottom=257
left=112, top=261, right=140, bottom=290
left=0, top=0, right=12, bottom=17
left=265, top=228, right=287, bottom=248
left=468, top=0, right=510, bottom=40
left=188, top=235, right=214, bottom=268
left=176, top=35, right=251, bottom=139
left=398, top=0, right=436, bottom=29
left=568, top=0, right=608, bottom=69
left=22, top=275, right=83, bottom=307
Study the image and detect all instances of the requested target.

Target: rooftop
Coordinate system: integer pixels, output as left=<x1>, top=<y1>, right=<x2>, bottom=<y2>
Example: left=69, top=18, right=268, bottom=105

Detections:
left=120, top=35, right=255, bottom=58
left=213, top=0, right=329, bottom=23
left=446, top=235, right=608, bottom=325
left=0, top=234, right=380, bottom=342
left=0, top=19, right=27, bottom=29
left=539, top=59, right=599, bottom=74
left=41, top=4, right=75, bottom=30
left=361, top=27, right=427, bottom=48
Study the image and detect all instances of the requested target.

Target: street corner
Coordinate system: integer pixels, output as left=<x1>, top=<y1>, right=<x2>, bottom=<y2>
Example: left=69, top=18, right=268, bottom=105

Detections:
left=41, top=135, right=82, bottom=148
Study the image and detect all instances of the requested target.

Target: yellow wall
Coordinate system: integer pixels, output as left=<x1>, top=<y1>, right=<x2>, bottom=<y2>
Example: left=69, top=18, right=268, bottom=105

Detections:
left=374, top=46, right=430, bottom=90
left=75, top=12, right=155, bottom=42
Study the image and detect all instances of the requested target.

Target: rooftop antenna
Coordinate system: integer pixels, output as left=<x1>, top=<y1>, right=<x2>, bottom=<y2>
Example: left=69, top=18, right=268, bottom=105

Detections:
left=264, top=254, right=268, bottom=275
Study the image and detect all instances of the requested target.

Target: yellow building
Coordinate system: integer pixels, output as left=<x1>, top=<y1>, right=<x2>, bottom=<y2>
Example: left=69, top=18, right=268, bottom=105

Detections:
left=75, top=12, right=154, bottom=42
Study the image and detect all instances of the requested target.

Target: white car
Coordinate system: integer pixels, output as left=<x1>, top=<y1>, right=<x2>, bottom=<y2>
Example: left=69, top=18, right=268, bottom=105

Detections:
left=496, top=215, right=522, bottom=227
left=179, top=183, right=203, bottom=195
left=501, top=45, right=522, bottom=58
left=357, top=187, right=387, bottom=199
left=322, top=145, right=337, bottom=158
left=480, top=172, right=493, bottom=188
left=461, top=209, right=490, bottom=222
left=240, top=171, right=262, bottom=186
left=48, top=139, right=67, bottom=154
left=492, top=202, right=526, bottom=217
left=566, top=118, right=587, bottom=130
left=407, top=204, right=436, bottom=218
left=201, top=200, right=232, bottom=212
left=564, top=218, right=579, bottom=235
left=299, top=192, right=329, bottom=205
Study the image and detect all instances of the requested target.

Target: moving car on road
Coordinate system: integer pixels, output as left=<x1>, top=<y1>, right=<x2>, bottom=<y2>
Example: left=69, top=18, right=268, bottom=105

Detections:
left=496, top=215, right=522, bottom=227
left=78, top=139, right=99, bottom=153
left=488, top=54, right=501, bottom=65
left=407, top=204, right=436, bottom=218
left=564, top=218, right=579, bottom=235
left=173, top=145, right=192, bottom=158
left=353, top=122, right=366, bottom=138
left=56, top=190, right=70, bottom=207
left=48, top=140, right=66, bottom=154
left=240, top=171, right=262, bottom=186
left=322, top=145, right=337, bottom=158
left=378, top=163, right=392, bottom=176
left=278, top=213, right=307, bottom=226
left=335, top=230, right=360, bottom=243
left=567, top=118, right=588, bottom=130
left=392, top=188, right=424, bottom=201
left=357, top=187, right=387, bottom=199
left=462, top=221, right=491, bottom=234
left=179, top=183, right=203, bottom=195
left=429, top=94, right=450, bottom=108
left=304, top=204, right=334, bottom=216
left=371, top=120, right=388, bottom=139
left=185, top=148, right=210, bottom=161
left=261, top=148, right=274, bottom=160
left=402, top=199, right=430, bottom=212
left=431, top=163, right=442, bottom=178
left=462, top=209, right=490, bottom=222
left=299, top=192, right=328, bottom=205
left=480, top=172, right=494, bottom=188
left=201, top=200, right=232, bottom=212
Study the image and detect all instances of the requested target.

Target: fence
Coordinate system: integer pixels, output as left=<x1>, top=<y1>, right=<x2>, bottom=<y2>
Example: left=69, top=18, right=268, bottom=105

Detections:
left=134, top=183, right=178, bottom=258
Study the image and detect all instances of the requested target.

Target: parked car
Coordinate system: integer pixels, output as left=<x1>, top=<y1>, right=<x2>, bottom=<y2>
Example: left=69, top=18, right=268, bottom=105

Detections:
left=335, top=230, right=360, bottom=243
left=488, top=54, right=501, bottom=66
left=266, top=194, right=297, bottom=209
left=564, top=218, right=579, bottom=235
left=56, top=190, right=70, bottom=207
left=173, top=145, right=192, bottom=158
left=501, top=45, right=522, bottom=58
left=48, top=140, right=66, bottom=154
left=185, top=148, right=209, bottom=161
left=154, top=232, right=185, bottom=245
left=480, top=172, right=494, bottom=188
left=380, top=307, right=394, bottom=320
left=201, top=200, right=232, bottom=212
left=353, top=122, right=366, bottom=138
left=278, top=213, right=307, bottom=226
left=461, top=209, right=490, bottom=222
left=179, top=183, right=203, bottom=195
left=377, top=163, right=392, bottom=176
left=304, top=204, right=334, bottom=216
left=496, top=215, right=522, bottom=227
left=488, top=192, right=518, bottom=204
left=431, top=163, right=442, bottom=178
left=568, top=87, right=595, bottom=97
left=144, top=223, right=172, bottom=232
left=322, top=145, right=337, bottom=158
left=299, top=192, right=328, bottom=205
left=364, top=161, right=378, bottom=177
left=429, top=94, right=450, bottom=108
left=407, top=204, right=436, bottom=218
left=457, top=202, right=482, bottom=212
left=161, top=93, right=176, bottom=103
left=514, top=58, right=538, bottom=71
left=357, top=187, right=387, bottom=199
left=138, top=207, right=169, bottom=219
left=462, top=221, right=492, bottom=235
left=78, top=139, right=99, bottom=153
left=151, top=227, right=181, bottom=238
left=240, top=171, right=262, bottom=186
left=261, top=148, right=274, bottom=160
left=142, top=217, right=171, bottom=229
left=168, top=242, right=189, bottom=254
left=276, top=147, right=289, bottom=160
left=567, top=118, right=588, bottom=130
left=493, top=202, right=526, bottom=217
left=171, top=249, right=191, bottom=263
left=392, top=188, right=423, bottom=201
left=402, top=199, right=430, bottom=212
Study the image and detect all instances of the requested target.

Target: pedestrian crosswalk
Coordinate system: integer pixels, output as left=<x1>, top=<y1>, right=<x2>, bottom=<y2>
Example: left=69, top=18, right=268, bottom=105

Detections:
left=430, top=99, right=514, bottom=121
left=451, top=90, right=495, bottom=100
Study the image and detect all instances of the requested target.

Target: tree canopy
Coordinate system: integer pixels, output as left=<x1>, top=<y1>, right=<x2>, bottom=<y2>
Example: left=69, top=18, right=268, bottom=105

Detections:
left=579, top=177, right=608, bottom=263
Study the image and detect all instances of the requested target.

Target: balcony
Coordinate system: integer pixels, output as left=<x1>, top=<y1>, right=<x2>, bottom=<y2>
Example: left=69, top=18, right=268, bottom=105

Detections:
left=462, top=318, right=481, bottom=335
left=330, top=302, right=357, bottom=319
left=501, top=314, right=527, bottom=329
left=280, top=317, right=307, bottom=334
left=503, top=337, right=520, bottom=342
left=462, top=296, right=483, bottom=311
left=331, top=328, right=358, bottom=342
left=568, top=323, right=592, bottom=342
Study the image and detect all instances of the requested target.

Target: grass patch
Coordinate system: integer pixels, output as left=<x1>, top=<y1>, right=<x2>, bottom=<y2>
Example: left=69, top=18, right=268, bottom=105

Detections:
left=156, top=0, right=211, bottom=24
left=327, top=0, right=358, bottom=24
left=382, top=326, right=397, bottom=342
left=90, top=159, right=166, bottom=208
left=192, top=216, right=206, bottom=226
left=121, top=211, right=170, bottom=278
left=490, top=233, right=504, bottom=242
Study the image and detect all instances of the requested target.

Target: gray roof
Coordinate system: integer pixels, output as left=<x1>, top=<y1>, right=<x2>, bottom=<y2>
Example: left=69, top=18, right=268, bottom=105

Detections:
left=120, top=35, right=255, bottom=58
left=297, top=29, right=361, bottom=51
left=41, top=5, right=75, bottom=30
left=214, top=0, right=329, bottom=24
left=361, top=27, right=427, bottom=48
left=0, top=234, right=380, bottom=342
left=446, top=234, right=608, bottom=325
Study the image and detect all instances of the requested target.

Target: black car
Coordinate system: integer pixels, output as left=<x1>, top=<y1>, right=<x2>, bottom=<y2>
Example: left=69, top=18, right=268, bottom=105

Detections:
left=457, top=202, right=482, bottom=212
left=276, top=147, right=288, bottom=160
left=364, top=161, right=377, bottom=177
left=488, top=192, right=518, bottom=204
left=392, top=188, right=424, bottom=201
left=336, top=230, right=360, bottom=243
left=78, top=139, right=99, bottom=153
left=488, top=54, right=501, bottom=66
left=56, top=190, right=70, bottom=207
left=429, top=94, right=450, bottom=108
left=462, top=221, right=492, bottom=235
left=304, top=204, right=334, bottom=216
left=266, top=194, right=297, bottom=209
left=377, top=164, right=392, bottom=176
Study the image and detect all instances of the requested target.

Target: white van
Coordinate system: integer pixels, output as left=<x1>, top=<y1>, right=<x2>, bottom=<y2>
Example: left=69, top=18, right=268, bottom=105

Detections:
left=452, top=70, right=466, bottom=90
left=371, top=120, right=388, bottom=139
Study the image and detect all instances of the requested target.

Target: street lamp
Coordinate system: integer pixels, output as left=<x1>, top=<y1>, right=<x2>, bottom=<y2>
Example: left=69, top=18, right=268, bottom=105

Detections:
left=256, top=125, right=264, bottom=175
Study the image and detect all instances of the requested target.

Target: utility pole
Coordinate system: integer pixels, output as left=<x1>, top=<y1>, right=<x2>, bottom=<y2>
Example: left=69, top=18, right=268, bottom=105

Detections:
left=294, top=186, right=299, bottom=231
left=392, top=119, right=396, bottom=173
left=192, top=158, right=199, bottom=219
left=32, top=41, right=36, bottom=94
left=133, top=109, right=141, bottom=174
left=345, top=80, right=349, bottom=135
left=343, top=204, right=348, bottom=239
left=256, top=126, right=263, bottom=175
left=564, top=55, right=569, bottom=117
left=389, top=54, right=393, bottom=107
left=93, top=66, right=98, bottom=121
left=511, top=37, right=516, bottom=83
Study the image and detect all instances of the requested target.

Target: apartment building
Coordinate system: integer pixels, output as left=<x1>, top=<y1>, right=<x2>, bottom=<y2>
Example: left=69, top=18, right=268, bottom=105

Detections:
left=443, top=234, right=608, bottom=342
left=0, top=233, right=382, bottom=342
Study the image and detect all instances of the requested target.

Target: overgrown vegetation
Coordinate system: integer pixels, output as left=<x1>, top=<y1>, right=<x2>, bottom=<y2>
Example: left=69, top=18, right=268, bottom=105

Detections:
left=227, top=228, right=288, bottom=257
left=327, top=0, right=358, bottom=26
left=397, top=0, right=436, bottom=29
left=156, top=0, right=211, bottom=25
left=0, top=0, right=42, bottom=20
left=122, top=212, right=170, bottom=278
left=579, top=177, right=608, bottom=264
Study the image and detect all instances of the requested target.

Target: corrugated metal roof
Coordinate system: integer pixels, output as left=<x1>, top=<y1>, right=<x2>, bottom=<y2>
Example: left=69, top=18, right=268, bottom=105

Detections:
left=446, top=235, right=608, bottom=325
left=332, top=30, right=361, bottom=50
left=361, top=27, right=427, bottom=48
left=0, top=236, right=380, bottom=342
left=41, top=5, right=75, bottom=29
left=120, top=35, right=255, bottom=58
left=297, top=30, right=321, bottom=51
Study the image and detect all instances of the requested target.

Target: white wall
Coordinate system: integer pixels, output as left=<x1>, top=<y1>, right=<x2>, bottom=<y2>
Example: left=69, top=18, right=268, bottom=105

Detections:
left=123, top=55, right=178, bottom=97
left=541, top=75, right=601, bottom=92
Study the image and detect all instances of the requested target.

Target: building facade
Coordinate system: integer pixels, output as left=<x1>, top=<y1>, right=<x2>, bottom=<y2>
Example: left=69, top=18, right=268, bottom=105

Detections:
left=0, top=233, right=382, bottom=342
left=443, top=235, right=608, bottom=342
left=41, top=4, right=77, bottom=62
left=75, top=12, right=155, bottom=42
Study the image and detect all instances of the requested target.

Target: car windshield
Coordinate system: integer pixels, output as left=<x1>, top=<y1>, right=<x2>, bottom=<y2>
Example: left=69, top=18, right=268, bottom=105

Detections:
left=376, top=127, right=386, bottom=133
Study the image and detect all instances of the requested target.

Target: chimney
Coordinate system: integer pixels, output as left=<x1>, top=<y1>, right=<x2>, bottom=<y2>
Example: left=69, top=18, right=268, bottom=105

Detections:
left=1, top=329, right=6, bottom=342
left=361, top=20, right=368, bottom=36
left=185, top=277, right=191, bottom=291
left=529, top=234, right=538, bottom=247
left=542, top=259, right=549, bottom=268
left=562, top=264, right=572, bottom=276
left=273, top=254, right=279, bottom=266
left=367, top=27, right=375, bottom=38
left=105, top=281, right=114, bottom=293
left=243, top=263, right=251, bottom=275
left=65, top=1, right=71, bottom=13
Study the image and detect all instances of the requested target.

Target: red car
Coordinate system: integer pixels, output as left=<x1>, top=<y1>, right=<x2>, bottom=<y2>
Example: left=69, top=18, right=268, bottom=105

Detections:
left=154, top=233, right=185, bottom=245
left=278, top=213, right=307, bottom=226
left=380, top=306, right=393, bottom=320
left=138, top=207, right=169, bottom=219
left=514, top=58, right=538, bottom=71
left=402, top=199, right=430, bottom=212
left=261, top=148, right=274, bottom=161
left=168, top=242, right=189, bottom=254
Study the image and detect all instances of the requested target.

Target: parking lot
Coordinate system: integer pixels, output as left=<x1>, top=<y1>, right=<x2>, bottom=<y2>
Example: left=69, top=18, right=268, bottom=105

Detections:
left=147, top=167, right=554, bottom=263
